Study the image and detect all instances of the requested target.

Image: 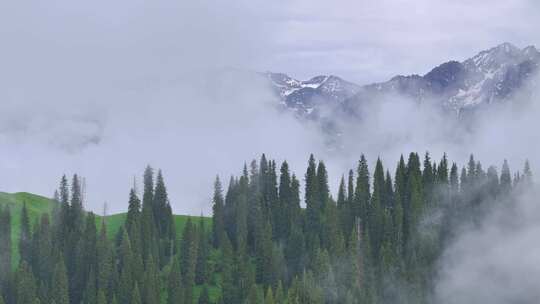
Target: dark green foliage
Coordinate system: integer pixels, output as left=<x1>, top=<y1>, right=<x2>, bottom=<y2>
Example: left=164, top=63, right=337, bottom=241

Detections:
left=0, top=155, right=533, bottom=304
left=0, top=206, right=11, bottom=286
left=198, top=285, right=210, bottom=304
left=195, top=219, right=210, bottom=285
left=167, top=257, right=183, bottom=304
left=19, top=203, right=31, bottom=265
left=14, top=261, right=38, bottom=304
left=132, top=283, right=142, bottom=304
left=212, top=177, right=225, bottom=248
left=181, top=219, right=198, bottom=304
left=50, top=260, right=69, bottom=304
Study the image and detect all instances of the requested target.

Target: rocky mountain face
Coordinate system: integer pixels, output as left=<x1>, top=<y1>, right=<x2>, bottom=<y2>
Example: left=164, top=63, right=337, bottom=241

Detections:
left=266, top=73, right=361, bottom=118
left=266, top=43, right=540, bottom=119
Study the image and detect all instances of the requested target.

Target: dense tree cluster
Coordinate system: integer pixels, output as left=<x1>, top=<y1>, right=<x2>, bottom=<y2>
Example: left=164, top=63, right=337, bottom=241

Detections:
left=211, top=153, right=533, bottom=304
left=0, top=154, right=534, bottom=304
left=0, top=167, right=190, bottom=304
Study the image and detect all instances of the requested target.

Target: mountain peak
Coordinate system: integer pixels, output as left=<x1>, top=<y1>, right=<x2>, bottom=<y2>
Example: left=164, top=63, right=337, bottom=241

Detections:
left=494, top=42, right=520, bottom=53
left=267, top=42, right=538, bottom=118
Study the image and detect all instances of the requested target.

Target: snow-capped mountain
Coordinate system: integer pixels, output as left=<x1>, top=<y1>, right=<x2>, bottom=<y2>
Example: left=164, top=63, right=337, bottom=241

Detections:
left=266, top=73, right=361, bottom=118
left=267, top=43, right=539, bottom=118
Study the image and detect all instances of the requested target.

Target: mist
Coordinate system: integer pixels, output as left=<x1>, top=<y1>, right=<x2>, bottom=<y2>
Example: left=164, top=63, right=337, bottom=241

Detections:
left=1, top=0, right=540, bottom=218
left=434, top=185, right=540, bottom=303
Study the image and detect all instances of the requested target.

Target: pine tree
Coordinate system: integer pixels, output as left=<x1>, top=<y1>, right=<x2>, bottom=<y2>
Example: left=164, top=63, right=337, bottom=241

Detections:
left=50, top=260, right=69, bottom=304
left=96, top=290, right=107, bottom=304
left=221, top=235, right=235, bottom=304
left=142, top=166, right=155, bottom=210
left=0, top=206, right=12, bottom=286
left=198, top=286, right=210, bottom=304
left=15, top=262, right=38, bottom=304
left=289, top=175, right=301, bottom=235
left=96, top=221, right=113, bottom=295
left=369, top=158, right=385, bottom=262
left=142, top=257, right=160, bottom=304
left=126, top=189, right=141, bottom=236
left=500, top=159, right=512, bottom=194
left=195, top=219, right=209, bottom=285
left=337, top=176, right=348, bottom=236
left=305, top=154, right=320, bottom=246
left=278, top=161, right=292, bottom=240
left=70, top=174, right=84, bottom=229
left=181, top=219, right=198, bottom=304
left=212, top=176, right=225, bottom=248
left=82, top=269, right=97, bottom=304
left=132, top=283, right=142, bottom=304
left=141, top=197, right=157, bottom=266
left=523, top=160, right=533, bottom=186
left=19, top=202, right=31, bottom=264
left=355, top=155, right=370, bottom=233
left=118, top=231, right=134, bottom=304
left=265, top=287, right=275, bottom=304
left=168, top=256, right=183, bottom=304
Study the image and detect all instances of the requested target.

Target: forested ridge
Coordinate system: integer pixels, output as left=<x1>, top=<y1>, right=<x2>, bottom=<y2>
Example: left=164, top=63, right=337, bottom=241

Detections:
left=0, top=153, right=534, bottom=304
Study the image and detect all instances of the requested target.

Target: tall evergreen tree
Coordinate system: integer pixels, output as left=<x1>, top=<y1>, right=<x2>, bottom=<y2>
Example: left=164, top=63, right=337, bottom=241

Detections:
left=198, top=285, right=210, bottom=304
left=355, top=155, right=370, bottom=232
left=212, top=176, right=225, bottom=248
left=168, top=256, right=183, bottom=304
left=50, top=260, right=69, bottom=304
left=14, top=262, right=38, bottom=304
left=305, top=154, right=320, bottom=246
left=0, top=206, right=12, bottom=287
left=500, top=159, right=512, bottom=194
left=19, top=202, right=31, bottom=264
left=278, top=161, right=292, bottom=240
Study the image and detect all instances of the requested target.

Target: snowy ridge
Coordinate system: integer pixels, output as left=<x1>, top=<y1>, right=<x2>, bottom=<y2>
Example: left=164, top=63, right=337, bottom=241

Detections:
left=267, top=42, right=539, bottom=119
left=265, top=72, right=361, bottom=117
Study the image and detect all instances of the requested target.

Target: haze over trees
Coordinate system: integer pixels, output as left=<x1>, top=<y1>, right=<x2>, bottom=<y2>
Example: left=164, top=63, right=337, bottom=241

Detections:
left=0, top=153, right=533, bottom=303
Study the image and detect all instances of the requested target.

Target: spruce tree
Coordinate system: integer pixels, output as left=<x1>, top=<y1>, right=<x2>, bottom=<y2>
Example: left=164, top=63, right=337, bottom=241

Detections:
left=500, top=159, right=512, bottom=194
left=265, top=287, right=275, bottom=304
left=50, top=260, right=69, bottom=304
left=96, top=221, right=113, bottom=294
left=198, top=286, right=210, bottom=304
left=126, top=189, right=141, bottom=236
left=19, top=202, right=31, bottom=264
left=0, top=206, right=11, bottom=286
left=337, top=176, right=347, bottom=236
left=96, top=290, right=107, bottom=304
left=523, top=160, right=533, bottom=186
left=212, top=176, right=225, bottom=248
left=220, top=235, right=235, bottom=304
left=15, top=262, right=38, bottom=304
left=355, top=155, right=370, bottom=232
left=168, top=256, right=183, bottom=304
left=142, top=257, right=160, bottom=304
left=278, top=161, right=292, bottom=240
left=305, top=154, right=320, bottom=246
left=195, top=219, right=209, bottom=285
left=369, top=158, right=385, bottom=261
left=181, top=219, right=198, bottom=304
left=132, top=283, right=142, bottom=304
left=118, top=231, right=134, bottom=304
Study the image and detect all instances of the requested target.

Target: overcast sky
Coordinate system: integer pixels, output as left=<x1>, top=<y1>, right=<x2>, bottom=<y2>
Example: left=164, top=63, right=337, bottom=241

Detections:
left=0, top=0, right=539, bottom=214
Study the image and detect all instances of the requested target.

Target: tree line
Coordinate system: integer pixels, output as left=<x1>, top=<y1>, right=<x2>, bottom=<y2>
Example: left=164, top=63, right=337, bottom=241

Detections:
left=0, top=153, right=534, bottom=304
left=210, top=153, right=533, bottom=303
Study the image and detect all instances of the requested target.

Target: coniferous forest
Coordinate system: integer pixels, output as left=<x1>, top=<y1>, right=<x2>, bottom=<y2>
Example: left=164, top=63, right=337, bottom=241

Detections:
left=0, top=153, right=534, bottom=304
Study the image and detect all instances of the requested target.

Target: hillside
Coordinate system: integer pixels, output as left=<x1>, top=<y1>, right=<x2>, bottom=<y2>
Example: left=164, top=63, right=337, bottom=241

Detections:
left=0, top=192, right=211, bottom=268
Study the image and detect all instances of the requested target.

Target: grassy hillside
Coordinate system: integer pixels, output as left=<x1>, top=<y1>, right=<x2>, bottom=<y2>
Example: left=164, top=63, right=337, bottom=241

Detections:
left=0, top=192, right=212, bottom=268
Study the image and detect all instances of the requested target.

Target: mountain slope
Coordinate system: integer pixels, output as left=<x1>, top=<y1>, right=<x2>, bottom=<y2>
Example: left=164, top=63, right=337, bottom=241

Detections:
left=266, top=72, right=361, bottom=118
left=268, top=42, right=539, bottom=117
